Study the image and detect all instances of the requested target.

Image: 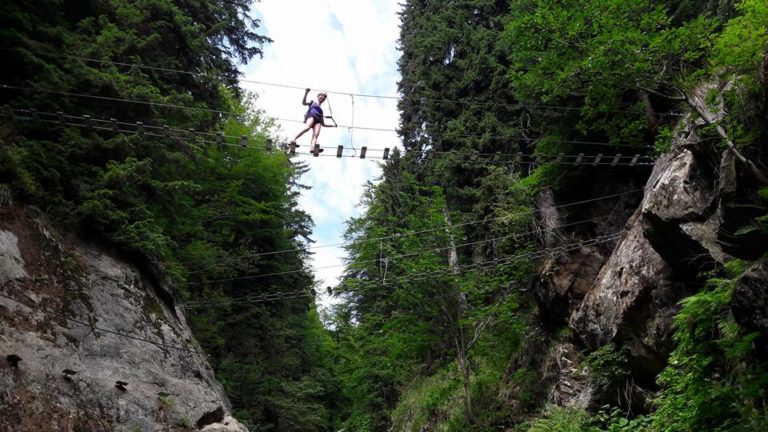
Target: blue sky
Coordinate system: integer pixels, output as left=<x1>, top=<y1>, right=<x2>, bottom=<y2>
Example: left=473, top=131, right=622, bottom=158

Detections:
left=244, top=1, right=403, bottom=308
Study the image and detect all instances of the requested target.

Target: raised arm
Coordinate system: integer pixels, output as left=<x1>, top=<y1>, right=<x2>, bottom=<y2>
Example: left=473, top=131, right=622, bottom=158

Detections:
left=302, top=88, right=311, bottom=106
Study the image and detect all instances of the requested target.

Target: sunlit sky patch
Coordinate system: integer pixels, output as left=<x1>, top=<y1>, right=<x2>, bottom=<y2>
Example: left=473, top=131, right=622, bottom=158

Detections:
left=244, top=1, right=403, bottom=308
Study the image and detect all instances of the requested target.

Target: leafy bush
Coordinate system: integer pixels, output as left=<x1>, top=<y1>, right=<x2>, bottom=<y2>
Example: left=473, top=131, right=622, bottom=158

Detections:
left=711, top=0, right=768, bottom=81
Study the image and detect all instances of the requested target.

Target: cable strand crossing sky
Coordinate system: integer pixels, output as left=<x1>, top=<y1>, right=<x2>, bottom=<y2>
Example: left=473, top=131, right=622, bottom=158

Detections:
left=190, top=196, right=638, bottom=286
left=0, top=47, right=685, bottom=117
left=4, top=107, right=658, bottom=165
left=1, top=88, right=667, bottom=148
left=181, top=232, right=623, bottom=309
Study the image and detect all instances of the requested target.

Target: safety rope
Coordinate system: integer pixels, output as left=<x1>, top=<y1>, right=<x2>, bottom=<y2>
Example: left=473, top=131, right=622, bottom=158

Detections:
left=350, top=95, right=357, bottom=156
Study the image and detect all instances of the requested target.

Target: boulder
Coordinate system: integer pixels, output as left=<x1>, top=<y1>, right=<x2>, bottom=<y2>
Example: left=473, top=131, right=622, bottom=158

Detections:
left=570, top=143, right=710, bottom=386
left=641, top=149, right=721, bottom=277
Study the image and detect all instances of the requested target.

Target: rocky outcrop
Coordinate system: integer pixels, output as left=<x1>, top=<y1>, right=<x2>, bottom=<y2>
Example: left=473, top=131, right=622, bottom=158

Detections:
left=568, top=207, right=681, bottom=386
left=0, top=204, right=246, bottom=432
left=552, top=84, right=768, bottom=405
left=534, top=243, right=607, bottom=327
left=532, top=186, right=639, bottom=327
left=642, top=149, right=721, bottom=277
left=567, top=141, right=714, bottom=387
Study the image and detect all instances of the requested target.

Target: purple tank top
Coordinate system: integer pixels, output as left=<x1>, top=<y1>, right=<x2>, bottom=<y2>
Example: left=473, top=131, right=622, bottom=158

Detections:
left=307, top=101, right=323, bottom=118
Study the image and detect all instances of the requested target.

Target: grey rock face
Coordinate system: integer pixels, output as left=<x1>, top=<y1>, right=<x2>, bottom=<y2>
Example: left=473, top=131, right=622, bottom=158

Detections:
left=731, top=263, right=768, bottom=335
left=568, top=102, right=743, bottom=390
left=0, top=205, right=247, bottom=432
left=535, top=189, right=562, bottom=248
left=642, top=148, right=721, bottom=277
left=534, top=243, right=607, bottom=326
left=569, top=209, right=679, bottom=377
left=543, top=342, right=594, bottom=409
left=0, top=230, right=28, bottom=283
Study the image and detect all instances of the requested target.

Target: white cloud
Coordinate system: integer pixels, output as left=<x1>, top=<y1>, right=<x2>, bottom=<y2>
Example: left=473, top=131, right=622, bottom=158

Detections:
left=243, top=1, right=402, bottom=307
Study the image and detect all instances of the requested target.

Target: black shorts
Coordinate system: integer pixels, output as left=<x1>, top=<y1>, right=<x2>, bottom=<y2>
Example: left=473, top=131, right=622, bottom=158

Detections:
left=304, top=113, right=324, bottom=125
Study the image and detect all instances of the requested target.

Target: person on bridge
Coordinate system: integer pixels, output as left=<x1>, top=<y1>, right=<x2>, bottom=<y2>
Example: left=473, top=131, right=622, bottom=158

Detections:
left=290, top=88, right=335, bottom=154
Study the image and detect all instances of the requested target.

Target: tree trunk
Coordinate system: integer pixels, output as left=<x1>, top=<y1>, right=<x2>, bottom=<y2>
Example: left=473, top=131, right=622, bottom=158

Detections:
left=442, top=207, right=475, bottom=424
left=455, top=336, right=475, bottom=424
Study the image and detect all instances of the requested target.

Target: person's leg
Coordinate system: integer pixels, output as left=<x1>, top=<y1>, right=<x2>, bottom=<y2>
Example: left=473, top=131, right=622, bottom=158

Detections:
left=310, top=122, right=323, bottom=154
left=292, top=118, right=315, bottom=143
left=310, top=122, right=322, bottom=145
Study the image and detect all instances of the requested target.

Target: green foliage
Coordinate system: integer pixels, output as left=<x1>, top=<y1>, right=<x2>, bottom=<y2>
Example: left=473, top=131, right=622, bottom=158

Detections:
left=654, top=126, right=676, bottom=154
left=390, top=346, right=530, bottom=432
left=158, top=394, right=175, bottom=411
left=594, top=406, right=652, bottom=432
left=519, top=406, right=599, bottom=432
left=333, top=179, right=452, bottom=428
left=711, top=0, right=768, bottom=81
left=702, top=0, right=768, bottom=158
left=209, top=305, right=340, bottom=432
left=331, top=149, right=537, bottom=429
left=390, top=368, right=463, bottom=431
left=343, top=411, right=374, bottom=432
left=759, top=188, right=768, bottom=201
left=518, top=405, right=654, bottom=432
left=499, top=0, right=718, bottom=144
left=179, top=417, right=192, bottom=428
left=583, top=344, right=629, bottom=388
left=724, top=259, right=751, bottom=277
left=650, top=269, right=768, bottom=431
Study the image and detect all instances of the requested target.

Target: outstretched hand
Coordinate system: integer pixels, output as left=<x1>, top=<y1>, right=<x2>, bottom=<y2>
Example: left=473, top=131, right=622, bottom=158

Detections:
left=305, top=88, right=311, bottom=93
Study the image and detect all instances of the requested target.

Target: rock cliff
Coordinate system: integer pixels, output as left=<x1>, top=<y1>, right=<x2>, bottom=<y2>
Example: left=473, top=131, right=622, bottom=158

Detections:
left=0, top=201, right=246, bottom=431
left=535, top=85, right=767, bottom=411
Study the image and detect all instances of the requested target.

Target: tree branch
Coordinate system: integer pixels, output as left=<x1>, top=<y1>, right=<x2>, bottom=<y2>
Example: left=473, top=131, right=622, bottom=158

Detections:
left=637, top=85, right=686, bottom=101
left=202, top=213, right=233, bottom=224
left=642, top=85, right=768, bottom=185
left=683, top=93, right=768, bottom=185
